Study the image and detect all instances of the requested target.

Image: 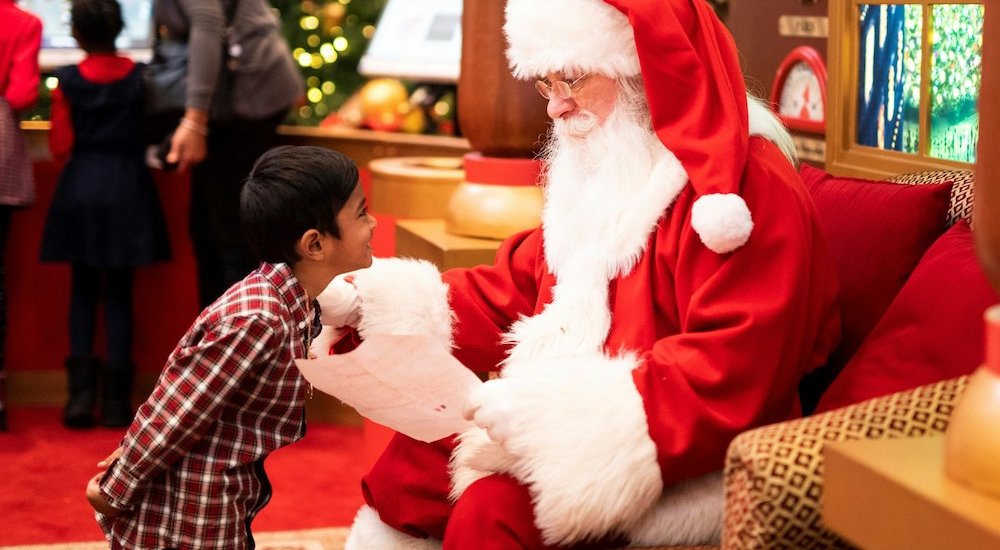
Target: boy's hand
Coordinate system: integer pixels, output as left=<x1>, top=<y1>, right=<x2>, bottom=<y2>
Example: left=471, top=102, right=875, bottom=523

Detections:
left=97, top=447, right=123, bottom=469
left=87, top=446, right=126, bottom=517
left=86, top=472, right=123, bottom=517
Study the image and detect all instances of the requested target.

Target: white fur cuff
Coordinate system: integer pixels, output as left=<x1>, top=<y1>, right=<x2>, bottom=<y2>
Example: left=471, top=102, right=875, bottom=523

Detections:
left=624, top=470, right=724, bottom=546
left=350, top=257, right=454, bottom=351
left=344, top=506, right=442, bottom=550
left=471, top=353, right=662, bottom=545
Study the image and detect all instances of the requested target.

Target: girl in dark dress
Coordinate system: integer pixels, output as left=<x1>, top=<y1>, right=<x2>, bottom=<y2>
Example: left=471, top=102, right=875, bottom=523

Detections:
left=40, top=0, right=169, bottom=429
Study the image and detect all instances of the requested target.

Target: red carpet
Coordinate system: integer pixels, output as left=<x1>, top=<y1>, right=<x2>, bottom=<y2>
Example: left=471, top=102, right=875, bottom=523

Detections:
left=0, top=406, right=365, bottom=546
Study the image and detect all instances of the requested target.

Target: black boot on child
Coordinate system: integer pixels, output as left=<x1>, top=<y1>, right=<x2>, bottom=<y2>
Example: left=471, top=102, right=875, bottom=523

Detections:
left=101, top=364, right=134, bottom=428
left=64, top=356, right=99, bottom=428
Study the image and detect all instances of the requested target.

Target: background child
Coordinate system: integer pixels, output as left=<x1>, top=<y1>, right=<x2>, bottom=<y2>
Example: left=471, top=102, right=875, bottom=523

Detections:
left=0, top=0, right=42, bottom=431
left=86, top=145, right=376, bottom=549
left=40, top=0, right=170, bottom=429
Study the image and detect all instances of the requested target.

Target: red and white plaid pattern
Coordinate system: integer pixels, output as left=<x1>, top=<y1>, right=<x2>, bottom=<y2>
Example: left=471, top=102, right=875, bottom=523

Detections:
left=98, top=263, right=315, bottom=549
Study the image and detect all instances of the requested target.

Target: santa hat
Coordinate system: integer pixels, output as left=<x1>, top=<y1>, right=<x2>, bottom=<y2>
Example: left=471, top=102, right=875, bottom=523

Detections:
left=504, top=0, right=752, bottom=254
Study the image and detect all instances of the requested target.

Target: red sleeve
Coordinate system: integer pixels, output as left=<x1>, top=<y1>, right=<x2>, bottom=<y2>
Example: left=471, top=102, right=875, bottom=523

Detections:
left=634, top=139, right=840, bottom=485
left=4, top=15, right=41, bottom=111
left=442, top=229, right=546, bottom=372
left=48, top=86, right=74, bottom=158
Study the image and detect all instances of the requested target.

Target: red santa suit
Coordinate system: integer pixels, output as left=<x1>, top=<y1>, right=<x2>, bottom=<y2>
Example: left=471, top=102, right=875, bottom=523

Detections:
left=338, top=0, right=840, bottom=547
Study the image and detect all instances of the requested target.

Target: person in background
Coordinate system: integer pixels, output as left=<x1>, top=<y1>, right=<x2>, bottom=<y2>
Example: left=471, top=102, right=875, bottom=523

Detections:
left=86, top=145, right=376, bottom=549
left=335, top=0, right=840, bottom=547
left=155, top=0, right=304, bottom=308
left=40, top=0, right=170, bottom=429
left=0, top=0, right=41, bottom=431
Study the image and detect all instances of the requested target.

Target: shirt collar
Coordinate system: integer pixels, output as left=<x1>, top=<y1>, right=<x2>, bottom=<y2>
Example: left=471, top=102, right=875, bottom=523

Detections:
left=258, top=262, right=316, bottom=334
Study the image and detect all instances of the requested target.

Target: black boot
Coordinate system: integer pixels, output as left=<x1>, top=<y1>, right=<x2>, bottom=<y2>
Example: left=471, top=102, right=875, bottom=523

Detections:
left=64, top=356, right=98, bottom=428
left=100, top=364, right=134, bottom=428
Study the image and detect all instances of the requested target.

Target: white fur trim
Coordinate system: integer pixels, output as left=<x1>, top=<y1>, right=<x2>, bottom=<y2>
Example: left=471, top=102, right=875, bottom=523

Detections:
left=690, top=193, right=753, bottom=254
left=344, top=506, right=441, bottom=550
left=542, top=145, right=688, bottom=281
left=624, top=470, right=724, bottom=546
left=504, top=0, right=639, bottom=79
left=452, top=353, right=662, bottom=545
left=350, top=258, right=454, bottom=351
left=450, top=426, right=519, bottom=500
left=316, top=275, right=361, bottom=327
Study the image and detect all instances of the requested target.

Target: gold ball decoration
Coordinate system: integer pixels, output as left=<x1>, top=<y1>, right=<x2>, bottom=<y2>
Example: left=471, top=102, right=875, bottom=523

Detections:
left=359, top=78, right=409, bottom=131
left=401, top=108, right=427, bottom=134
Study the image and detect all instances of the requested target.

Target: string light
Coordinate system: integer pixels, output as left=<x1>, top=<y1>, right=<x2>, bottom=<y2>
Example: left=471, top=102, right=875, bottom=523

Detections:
left=320, top=43, right=338, bottom=63
left=300, top=15, right=319, bottom=30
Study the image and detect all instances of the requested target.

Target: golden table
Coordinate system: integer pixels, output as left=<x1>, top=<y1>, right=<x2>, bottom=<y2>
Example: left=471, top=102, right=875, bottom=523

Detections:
left=395, top=219, right=502, bottom=270
left=823, top=435, right=1000, bottom=549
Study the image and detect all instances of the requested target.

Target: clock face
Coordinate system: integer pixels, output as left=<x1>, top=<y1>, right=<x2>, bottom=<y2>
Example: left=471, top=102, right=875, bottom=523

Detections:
left=778, top=61, right=824, bottom=122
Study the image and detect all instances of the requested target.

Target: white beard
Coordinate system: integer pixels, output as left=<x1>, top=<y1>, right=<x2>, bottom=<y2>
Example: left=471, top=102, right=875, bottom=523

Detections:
left=500, top=97, right=690, bottom=368
left=540, top=98, right=684, bottom=280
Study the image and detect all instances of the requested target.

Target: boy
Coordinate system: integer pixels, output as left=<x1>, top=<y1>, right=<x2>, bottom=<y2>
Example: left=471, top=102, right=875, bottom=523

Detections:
left=85, top=145, right=376, bottom=549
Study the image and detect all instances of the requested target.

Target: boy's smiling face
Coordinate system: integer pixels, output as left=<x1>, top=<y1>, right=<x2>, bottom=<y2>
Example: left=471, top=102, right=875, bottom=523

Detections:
left=329, top=180, right=376, bottom=272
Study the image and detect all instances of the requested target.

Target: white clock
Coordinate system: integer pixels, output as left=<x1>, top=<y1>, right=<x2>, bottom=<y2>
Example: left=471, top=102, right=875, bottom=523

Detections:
left=771, top=46, right=827, bottom=133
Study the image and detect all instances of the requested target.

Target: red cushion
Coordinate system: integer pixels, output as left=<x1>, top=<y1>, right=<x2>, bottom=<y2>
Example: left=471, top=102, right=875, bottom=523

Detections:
left=816, top=221, right=998, bottom=412
left=799, top=164, right=953, bottom=367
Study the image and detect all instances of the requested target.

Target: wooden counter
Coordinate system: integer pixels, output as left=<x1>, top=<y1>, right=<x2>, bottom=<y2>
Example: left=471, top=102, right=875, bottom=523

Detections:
left=824, top=435, right=1000, bottom=549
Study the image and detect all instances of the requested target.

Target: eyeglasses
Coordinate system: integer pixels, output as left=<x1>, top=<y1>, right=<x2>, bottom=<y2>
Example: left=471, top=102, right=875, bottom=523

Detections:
left=534, top=75, right=591, bottom=100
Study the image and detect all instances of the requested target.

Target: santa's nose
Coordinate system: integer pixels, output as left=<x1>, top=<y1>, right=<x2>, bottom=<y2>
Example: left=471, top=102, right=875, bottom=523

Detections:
left=547, top=95, right=576, bottom=120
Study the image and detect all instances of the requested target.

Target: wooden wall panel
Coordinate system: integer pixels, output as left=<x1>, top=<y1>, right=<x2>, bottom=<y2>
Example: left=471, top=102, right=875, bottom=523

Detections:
left=727, top=0, right=829, bottom=103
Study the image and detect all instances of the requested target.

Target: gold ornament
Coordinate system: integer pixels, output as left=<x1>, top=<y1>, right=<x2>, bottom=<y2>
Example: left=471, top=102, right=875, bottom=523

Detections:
left=359, top=78, right=409, bottom=131
left=401, top=108, right=427, bottom=134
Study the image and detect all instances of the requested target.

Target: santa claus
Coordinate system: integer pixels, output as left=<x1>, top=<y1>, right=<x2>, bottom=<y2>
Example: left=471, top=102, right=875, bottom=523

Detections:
left=325, top=0, right=840, bottom=547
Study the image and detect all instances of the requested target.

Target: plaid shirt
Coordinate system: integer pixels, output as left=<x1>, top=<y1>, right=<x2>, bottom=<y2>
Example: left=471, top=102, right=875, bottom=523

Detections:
left=98, top=263, right=320, bottom=549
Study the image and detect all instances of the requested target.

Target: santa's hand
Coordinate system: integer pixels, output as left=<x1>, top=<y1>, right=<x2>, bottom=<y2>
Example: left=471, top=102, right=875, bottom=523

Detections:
left=317, top=275, right=361, bottom=327
left=464, top=379, right=520, bottom=447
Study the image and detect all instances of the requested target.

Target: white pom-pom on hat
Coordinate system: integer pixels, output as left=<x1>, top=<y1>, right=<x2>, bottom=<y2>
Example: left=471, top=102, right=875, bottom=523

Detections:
left=690, top=194, right=753, bottom=254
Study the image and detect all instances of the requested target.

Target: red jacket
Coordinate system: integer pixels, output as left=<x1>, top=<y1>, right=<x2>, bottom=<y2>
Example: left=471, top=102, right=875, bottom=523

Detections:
left=0, top=0, right=42, bottom=111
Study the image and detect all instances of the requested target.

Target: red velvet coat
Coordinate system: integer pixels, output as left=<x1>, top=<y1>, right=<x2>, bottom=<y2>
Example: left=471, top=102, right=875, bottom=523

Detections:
left=444, top=138, right=839, bottom=487
left=347, top=137, right=840, bottom=545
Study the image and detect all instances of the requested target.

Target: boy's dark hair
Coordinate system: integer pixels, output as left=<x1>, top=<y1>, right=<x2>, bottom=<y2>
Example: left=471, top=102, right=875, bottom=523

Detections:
left=241, top=145, right=359, bottom=265
left=71, top=0, right=124, bottom=52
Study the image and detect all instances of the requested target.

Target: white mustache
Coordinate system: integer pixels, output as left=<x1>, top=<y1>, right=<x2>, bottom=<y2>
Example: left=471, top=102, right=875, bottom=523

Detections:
left=555, top=110, right=599, bottom=138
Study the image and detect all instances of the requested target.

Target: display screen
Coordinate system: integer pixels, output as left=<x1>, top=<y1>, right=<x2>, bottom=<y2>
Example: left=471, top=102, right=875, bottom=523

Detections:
left=856, top=4, right=922, bottom=155
left=20, top=0, right=154, bottom=67
left=856, top=3, right=983, bottom=163
left=928, top=4, right=983, bottom=163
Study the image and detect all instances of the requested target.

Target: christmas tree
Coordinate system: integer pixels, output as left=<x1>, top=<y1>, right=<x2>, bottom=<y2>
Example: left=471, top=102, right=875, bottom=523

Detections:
left=273, top=0, right=388, bottom=126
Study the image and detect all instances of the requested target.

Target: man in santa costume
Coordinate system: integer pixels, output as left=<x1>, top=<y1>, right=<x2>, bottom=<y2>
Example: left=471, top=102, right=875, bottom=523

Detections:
left=332, top=0, right=840, bottom=547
